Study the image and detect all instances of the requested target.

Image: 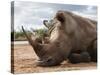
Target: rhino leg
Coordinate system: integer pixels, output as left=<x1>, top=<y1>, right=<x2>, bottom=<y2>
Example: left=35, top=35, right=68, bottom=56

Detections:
left=81, top=52, right=91, bottom=62
left=68, top=53, right=82, bottom=64
left=69, top=39, right=97, bottom=63
left=68, top=51, right=91, bottom=64
left=87, top=40, right=97, bottom=62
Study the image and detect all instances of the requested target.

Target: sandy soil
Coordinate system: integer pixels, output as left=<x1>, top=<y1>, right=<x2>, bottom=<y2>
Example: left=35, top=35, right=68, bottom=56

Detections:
left=12, top=44, right=97, bottom=74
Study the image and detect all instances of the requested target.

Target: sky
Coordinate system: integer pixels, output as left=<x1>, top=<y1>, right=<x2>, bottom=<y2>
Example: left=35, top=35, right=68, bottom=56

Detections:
left=11, top=1, right=97, bottom=31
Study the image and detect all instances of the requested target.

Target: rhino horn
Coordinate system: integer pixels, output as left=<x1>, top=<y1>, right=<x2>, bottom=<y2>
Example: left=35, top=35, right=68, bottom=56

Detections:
left=22, top=26, right=34, bottom=46
left=22, top=26, right=44, bottom=57
left=43, top=20, right=49, bottom=28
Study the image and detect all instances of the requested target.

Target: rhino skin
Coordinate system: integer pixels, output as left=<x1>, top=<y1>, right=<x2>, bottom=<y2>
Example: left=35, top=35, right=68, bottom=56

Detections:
left=43, top=12, right=97, bottom=63
left=22, top=10, right=97, bottom=66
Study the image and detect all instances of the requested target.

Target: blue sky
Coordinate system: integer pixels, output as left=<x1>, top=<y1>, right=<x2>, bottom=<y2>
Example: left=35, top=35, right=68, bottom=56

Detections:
left=12, top=1, right=97, bottom=31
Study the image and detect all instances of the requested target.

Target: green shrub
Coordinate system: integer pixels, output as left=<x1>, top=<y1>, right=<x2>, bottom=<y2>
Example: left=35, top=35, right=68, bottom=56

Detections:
left=34, top=29, right=47, bottom=38
left=11, top=28, right=47, bottom=41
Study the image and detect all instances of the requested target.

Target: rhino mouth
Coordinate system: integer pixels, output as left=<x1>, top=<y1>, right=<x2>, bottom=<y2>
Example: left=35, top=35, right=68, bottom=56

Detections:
left=36, top=58, right=61, bottom=67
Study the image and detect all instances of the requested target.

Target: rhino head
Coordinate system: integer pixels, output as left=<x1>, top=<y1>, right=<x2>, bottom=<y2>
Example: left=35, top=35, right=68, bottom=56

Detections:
left=22, top=26, right=66, bottom=67
left=21, top=11, right=73, bottom=66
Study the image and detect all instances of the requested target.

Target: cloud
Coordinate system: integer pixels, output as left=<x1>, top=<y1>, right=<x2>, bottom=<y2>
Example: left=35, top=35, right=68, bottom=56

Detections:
left=13, top=1, right=97, bottom=31
left=72, top=6, right=97, bottom=20
left=83, top=6, right=97, bottom=15
left=14, top=1, right=57, bottom=31
left=72, top=11, right=97, bottom=21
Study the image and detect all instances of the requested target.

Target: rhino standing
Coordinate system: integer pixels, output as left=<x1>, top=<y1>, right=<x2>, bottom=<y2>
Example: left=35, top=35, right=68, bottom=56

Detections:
left=22, top=10, right=97, bottom=66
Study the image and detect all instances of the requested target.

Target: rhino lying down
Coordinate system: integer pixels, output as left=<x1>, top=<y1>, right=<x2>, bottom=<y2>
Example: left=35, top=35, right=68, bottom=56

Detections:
left=22, top=10, right=97, bottom=66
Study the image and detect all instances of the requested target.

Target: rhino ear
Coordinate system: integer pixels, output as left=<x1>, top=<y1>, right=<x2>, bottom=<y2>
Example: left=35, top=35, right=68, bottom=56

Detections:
left=56, top=11, right=65, bottom=23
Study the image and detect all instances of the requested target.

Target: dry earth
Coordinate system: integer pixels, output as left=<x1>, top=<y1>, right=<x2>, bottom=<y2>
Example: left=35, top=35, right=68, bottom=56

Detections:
left=12, top=43, right=97, bottom=74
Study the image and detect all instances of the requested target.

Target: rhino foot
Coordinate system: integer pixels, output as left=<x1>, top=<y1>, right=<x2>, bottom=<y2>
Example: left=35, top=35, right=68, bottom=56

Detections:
left=68, top=52, right=91, bottom=64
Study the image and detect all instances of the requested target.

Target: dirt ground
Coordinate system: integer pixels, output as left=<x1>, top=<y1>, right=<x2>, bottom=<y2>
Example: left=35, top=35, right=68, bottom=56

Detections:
left=12, top=44, right=97, bottom=74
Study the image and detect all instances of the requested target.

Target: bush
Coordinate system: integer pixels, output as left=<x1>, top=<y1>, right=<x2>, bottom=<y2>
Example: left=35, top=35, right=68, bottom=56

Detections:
left=11, top=28, right=47, bottom=41
left=34, top=29, right=47, bottom=38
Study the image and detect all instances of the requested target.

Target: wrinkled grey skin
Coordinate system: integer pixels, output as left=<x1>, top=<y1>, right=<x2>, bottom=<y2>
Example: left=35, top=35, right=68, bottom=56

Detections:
left=22, top=10, right=97, bottom=67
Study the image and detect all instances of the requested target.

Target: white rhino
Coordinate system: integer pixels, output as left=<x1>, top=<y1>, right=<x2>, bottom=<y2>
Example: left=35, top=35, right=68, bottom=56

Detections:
left=22, top=10, right=97, bottom=66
